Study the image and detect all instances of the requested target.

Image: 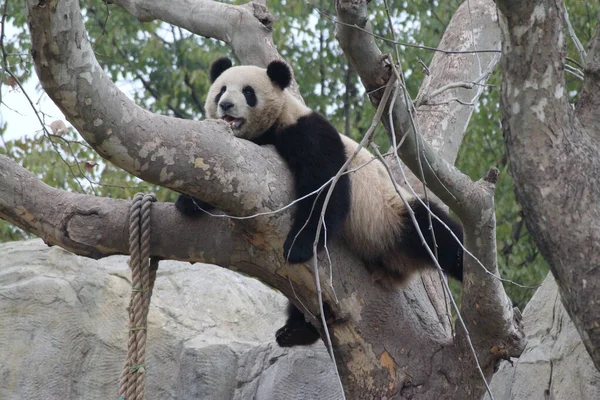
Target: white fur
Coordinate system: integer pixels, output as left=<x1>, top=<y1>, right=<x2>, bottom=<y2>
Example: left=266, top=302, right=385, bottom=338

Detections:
left=340, top=136, right=419, bottom=284
left=206, top=64, right=417, bottom=283
left=205, top=65, right=310, bottom=140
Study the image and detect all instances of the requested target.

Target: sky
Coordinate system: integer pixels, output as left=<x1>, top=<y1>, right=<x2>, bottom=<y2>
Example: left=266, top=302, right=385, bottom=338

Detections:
left=1, top=20, right=70, bottom=142
left=1, top=76, right=69, bottom=141
left=0, top=22, right=137, bottom=143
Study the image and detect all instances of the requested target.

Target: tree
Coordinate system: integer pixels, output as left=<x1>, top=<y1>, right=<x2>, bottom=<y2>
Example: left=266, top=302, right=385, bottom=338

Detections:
left=0, top=0, right=597, bottom=398
left=496, top=0, right=600, bottom=371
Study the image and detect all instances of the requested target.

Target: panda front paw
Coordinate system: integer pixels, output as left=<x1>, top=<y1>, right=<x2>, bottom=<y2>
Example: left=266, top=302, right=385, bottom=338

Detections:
left=283, top=231, right=315, bottom=264
left=175, top=195, right=212, bottom=216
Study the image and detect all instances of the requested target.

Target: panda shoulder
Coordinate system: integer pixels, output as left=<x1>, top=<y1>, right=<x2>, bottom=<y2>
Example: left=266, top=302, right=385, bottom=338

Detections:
left=295, top=112, right=339, bottom=137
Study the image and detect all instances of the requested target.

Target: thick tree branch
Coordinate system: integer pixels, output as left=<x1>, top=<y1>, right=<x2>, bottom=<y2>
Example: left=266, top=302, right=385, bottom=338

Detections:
left=576, top=20, right=600, bottom=138
left=334, top=0, right=392, bottom=95
left=0, top=154, right=233, bottom=261
left=495, top=1, right=571, bottom=132
left=415, top=4, right=501, bottom=164
left=110, top=0, right=274, bottom=66
left=109, top=0, right=303, bottom=97
left=336, top=0, right=525, bottom=397
left=0, top=153, right=310, bottom=294
left=495, top=0, right=600, bottom=370
left=27, top=0, right=294, bottom=219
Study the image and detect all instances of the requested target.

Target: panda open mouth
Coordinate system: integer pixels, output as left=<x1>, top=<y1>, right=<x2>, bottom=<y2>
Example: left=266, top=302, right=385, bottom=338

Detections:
left=222, top=115, right=245, bottom=129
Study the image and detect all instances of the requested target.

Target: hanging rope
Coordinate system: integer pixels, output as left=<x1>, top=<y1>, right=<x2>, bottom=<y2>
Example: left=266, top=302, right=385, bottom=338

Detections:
left=118, top=193, right=158, bottom=400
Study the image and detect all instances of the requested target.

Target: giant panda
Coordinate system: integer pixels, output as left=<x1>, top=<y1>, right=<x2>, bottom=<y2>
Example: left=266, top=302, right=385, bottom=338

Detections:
left=176, top=57, right=464, bottom=347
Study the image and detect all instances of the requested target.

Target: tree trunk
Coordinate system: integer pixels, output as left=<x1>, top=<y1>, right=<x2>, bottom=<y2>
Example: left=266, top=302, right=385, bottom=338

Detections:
left=495, top=0, right=600, bottom=370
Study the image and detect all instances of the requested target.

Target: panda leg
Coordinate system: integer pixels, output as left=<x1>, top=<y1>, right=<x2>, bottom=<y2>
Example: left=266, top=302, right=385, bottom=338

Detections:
left=275, top=302, right=321, bottom=347
left=276, top=301, right=339, bottom=347
left=175, top=195, right=215, bottom=216
left=402, top=199, right=464, bottom=281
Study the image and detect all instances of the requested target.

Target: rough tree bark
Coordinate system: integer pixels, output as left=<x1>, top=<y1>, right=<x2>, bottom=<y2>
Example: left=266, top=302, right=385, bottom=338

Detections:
left=495, top=0, right=600, bottom=370
left=0, top=0, right=526, bottom=398
left=335, top=0, right=525, bottom=396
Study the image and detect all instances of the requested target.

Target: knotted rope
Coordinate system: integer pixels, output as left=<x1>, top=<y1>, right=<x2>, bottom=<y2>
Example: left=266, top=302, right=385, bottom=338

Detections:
left=118, top=193, right=158, bottom=400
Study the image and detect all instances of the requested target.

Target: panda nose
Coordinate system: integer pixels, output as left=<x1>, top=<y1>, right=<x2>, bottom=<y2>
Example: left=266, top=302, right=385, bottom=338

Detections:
left=220, top=101, right=234, bottom=112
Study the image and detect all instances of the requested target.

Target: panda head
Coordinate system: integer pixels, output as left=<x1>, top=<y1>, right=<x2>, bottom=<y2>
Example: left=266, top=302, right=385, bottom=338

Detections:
left=205, top=57, right=293, bottom=140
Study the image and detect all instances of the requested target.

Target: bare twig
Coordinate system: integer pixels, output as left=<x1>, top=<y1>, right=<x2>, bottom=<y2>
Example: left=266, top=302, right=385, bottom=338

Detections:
left=0, top=0, right=92, bottom=194
left=370, top=145, right=494, bottom=399
left=312, top=4, right=502, bottom=55
left=420, top=98, right=477, bottom=106
left=564, top=6, right=587, bottom=67
left=565, top=63, right=585, bottom=81
left=425, top=81, right=476, bottom=99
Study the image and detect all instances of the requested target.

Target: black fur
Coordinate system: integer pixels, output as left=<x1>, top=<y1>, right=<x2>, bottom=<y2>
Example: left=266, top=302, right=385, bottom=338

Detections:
left=242, top=86, right=257, bottom=107
left=275, top=302, right=321, bottom=347
left=278, top=199, right=464, bottom=348
left=175, top=195, right=215, bottom=216
left=267, top=60, right=292, bottom=90
left=401, top=199, right=464, bottom=281
left=256, top=113, right=351, bottom=263
left=175, top=112, right=350, bottom=261
left=210, top=57, right=232, bottom=82
left=215, top=85, right=226, bottom=104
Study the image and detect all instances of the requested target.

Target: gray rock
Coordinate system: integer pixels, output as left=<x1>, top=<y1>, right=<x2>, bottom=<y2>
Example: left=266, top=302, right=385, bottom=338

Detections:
left=486, top=273, right=600, bottom=400
left=3, top=240, right=599, bottom=400
left=0, top=239, right=342, bottom=399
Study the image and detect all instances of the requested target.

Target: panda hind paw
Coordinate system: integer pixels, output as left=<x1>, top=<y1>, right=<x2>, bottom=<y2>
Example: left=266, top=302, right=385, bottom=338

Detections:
left=275, top=321, right=320, bottom=347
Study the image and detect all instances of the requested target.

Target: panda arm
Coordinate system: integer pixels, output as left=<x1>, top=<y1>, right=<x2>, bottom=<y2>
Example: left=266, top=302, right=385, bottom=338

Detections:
left=175, top=195, right=215, bottom=217
left=273, top=113, right=351, bottom=263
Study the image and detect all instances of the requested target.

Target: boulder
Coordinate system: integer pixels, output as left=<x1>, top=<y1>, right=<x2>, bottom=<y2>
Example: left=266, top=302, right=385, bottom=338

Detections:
left=486, top=274, right=600, bottom=399
left=5, top=240, right=597, bottom=400
left=0, top=239, right=342, bottom=399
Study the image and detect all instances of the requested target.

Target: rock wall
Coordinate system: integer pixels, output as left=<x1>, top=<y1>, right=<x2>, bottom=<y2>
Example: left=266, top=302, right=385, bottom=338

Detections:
left=2, top=240, right=599, bottom=399
left=0, top=240, right=342, bottom=399
left=486, top=274, right=600, bottom=399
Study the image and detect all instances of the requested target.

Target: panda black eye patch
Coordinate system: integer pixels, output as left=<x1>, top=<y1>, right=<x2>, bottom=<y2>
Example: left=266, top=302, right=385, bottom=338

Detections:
left=242, top=86, right=257, bottom=107
left=215, top=86, right=226, bottom=103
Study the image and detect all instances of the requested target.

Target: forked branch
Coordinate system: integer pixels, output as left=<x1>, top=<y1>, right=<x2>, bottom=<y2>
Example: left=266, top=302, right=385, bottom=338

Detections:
left=335, top=0, right=525, bottom=396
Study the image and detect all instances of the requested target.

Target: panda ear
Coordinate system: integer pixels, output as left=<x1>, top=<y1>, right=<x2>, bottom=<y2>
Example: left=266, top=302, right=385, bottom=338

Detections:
left=210, top=57, right=233, bottom=83
left=267, top=60, right=292, bottom=90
